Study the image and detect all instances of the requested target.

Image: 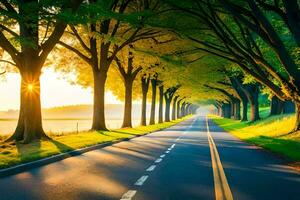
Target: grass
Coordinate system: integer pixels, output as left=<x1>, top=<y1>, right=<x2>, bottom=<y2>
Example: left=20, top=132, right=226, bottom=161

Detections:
left=0, top=116, right=191, bottom=169
left=210, top=113, right=300, bottom=162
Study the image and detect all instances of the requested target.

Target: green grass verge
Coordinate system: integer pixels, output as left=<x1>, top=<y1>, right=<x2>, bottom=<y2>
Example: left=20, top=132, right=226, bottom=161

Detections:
left=0, top=116, right=192, bottom=169
left=210, top=114, right=300, bottom=162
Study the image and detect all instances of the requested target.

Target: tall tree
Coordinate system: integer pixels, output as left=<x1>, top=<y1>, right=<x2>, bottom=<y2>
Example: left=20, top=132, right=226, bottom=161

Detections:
left=140, top=74, right=150, bottom=125
left=59, top=0, right=162, bottom=130
left=0, top=0, right=83, bottom=143
left=114, top=46, right=142, bottom=128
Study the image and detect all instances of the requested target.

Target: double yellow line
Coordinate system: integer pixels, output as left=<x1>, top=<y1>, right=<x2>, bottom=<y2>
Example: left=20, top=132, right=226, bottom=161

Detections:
left=206, top=116, right=233, bottom=200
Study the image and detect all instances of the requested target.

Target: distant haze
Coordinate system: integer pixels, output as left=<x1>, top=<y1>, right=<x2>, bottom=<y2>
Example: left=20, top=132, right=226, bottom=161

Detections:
left=0, top=104, right=151, bottom=120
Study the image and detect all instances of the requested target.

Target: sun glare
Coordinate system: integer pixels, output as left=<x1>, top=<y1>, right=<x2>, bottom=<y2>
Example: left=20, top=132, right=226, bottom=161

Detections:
left=27, top=84, right=34, bottom=92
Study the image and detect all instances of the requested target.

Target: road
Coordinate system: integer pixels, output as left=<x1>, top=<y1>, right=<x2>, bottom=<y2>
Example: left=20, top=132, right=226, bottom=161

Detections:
left=0, top=115, right=299, bottom=200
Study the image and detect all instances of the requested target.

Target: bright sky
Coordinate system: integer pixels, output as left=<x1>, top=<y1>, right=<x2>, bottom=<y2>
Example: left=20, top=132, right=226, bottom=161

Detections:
left=0, top=69, right=121, bottom=111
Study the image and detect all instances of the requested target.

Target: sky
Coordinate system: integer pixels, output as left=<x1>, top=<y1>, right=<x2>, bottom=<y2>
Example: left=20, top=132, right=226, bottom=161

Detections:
left=0, top=69, right=121, bottom=111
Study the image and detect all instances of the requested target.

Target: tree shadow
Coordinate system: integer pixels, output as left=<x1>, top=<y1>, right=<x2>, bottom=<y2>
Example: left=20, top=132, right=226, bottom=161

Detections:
left=15, top=138, right=74, bottom=163
left=247, top=136, right=300, bottom=162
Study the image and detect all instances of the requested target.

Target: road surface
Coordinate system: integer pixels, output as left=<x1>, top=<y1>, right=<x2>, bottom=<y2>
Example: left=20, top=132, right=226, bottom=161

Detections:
left=0, top=115, right=299, bottom=200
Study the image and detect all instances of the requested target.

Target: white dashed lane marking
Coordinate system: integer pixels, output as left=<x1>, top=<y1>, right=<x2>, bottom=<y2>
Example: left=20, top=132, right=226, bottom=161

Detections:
left=120, top=190, right=137, bottom=200
left=146, top=165, right=156, bottom=172
left=135, top=175, right=149, bottom=186
left=120, top=118, right=198, bottom=200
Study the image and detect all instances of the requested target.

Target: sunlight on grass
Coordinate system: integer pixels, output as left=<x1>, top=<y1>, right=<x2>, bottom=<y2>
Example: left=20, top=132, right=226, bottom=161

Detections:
left=210, top=114, right=300, bottom=162
left=0, top=116, right=192, bottom=169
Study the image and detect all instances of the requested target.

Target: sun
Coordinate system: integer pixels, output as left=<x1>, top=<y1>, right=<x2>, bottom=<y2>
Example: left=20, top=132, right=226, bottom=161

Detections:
left=27, top=84, right=34, bottom=92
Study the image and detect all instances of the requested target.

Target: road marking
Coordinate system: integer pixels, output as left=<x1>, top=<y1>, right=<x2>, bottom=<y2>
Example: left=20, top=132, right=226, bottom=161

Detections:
left=120, top=118, right=198, bottom=200
left=146, top=165, right=156, bottom=172
left=120, top=190, right=137, bottom=200
left=206, top=116, right=233, bottom=200
left=135, top=175, right=149, bottom=186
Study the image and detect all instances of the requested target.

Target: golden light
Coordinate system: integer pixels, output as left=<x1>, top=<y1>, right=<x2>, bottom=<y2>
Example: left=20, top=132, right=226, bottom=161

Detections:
left=27, top=84, right=34, bottom=92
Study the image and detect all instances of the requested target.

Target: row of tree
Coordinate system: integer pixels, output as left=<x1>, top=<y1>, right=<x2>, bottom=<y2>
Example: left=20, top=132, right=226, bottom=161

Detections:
left=1, top=0, right=300, bottom=143
left=161, top=0, right=300, bottom=129
left=0, top=0, right=198, bottom=143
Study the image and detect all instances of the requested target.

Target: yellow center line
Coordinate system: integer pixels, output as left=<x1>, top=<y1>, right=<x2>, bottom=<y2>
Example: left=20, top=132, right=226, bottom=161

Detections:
left=206, top=116, right=233, bottom=200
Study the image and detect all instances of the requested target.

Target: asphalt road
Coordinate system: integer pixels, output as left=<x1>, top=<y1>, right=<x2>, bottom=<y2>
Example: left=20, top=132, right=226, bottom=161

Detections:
left=0, top=115, right=299, bottom=200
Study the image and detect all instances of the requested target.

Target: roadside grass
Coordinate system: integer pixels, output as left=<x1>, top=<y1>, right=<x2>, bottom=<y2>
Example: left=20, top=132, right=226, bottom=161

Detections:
left=0, top=116, right=191, bottom=169
left=210, top=114, right=300, bottom=162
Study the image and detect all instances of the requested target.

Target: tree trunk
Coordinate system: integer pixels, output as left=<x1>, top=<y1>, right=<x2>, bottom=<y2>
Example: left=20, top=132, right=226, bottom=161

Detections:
left=177, top=100, right=182, bottom=118
left=270, top=95, right=284, bottom=115
left=165, top=99, right=171, bottom=122
left=181, top=102, right=186, bottom=117
left=158, top=85, right=164, bottom=123
left=241, top=84, right=260, bottom=122
left=241, top=99, right=248, bottom=121
left=223, top=103, right=231, bottom=118
left=92, top=71, right=108, bottom=130
left=234, top=99, right=241, bottom=120
left=8, top=69, right=47, bottom=143
left=122, top=79, right=133, bottom=128
left=172, top=96, right=179, bottom=120
left=283, top=100, right=295, bottom=114
left=294, top=102, right=300, bottom=131
left=185, top=104, right=190, bottom=116
left=149, top=79, right=157, bottom=125
left=141, top=77, right=150, bottom=126
left=230, top=100, right=235, bottom=119
left=249, top=89, right=260, bottom=121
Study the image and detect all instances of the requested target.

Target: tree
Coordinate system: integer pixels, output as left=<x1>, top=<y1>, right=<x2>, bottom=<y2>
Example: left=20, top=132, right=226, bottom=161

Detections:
left=0, top=0, right=83, bottom=143
left=158, top=83, right=164, bottom=123
left=114, top=46, right=142, bottom=128
left=164, top=86, right=179, bottom=122
left=162, top=0, right=300, bottom=125
left=149, top=74, right=158, bottom=125
left=58, top=0, right=162, bottom=130
left=140, top=74, right=150, bottom=125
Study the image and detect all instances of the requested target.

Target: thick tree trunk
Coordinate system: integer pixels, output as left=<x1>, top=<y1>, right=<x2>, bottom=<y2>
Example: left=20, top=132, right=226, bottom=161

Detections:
left=158, top=85, right=164, bottom=123
left=149, top=79, right=157, bottom=125
left=141, top=77, right=150, bottom=126
left=222, top=103, right=231, bottom=118
left=165, top=99, right=171, bottom=122
left=293, top=102, right=300, bottom=131
left=283, top=100, right=295, bottom=114
left=230, top=100, right=235, bottom=119
left=8, top=70, right=47, bottom=143
left=92, top=71, right=107, bottom=130
left=249, top=90, right=260, bottom=121
left=270, top=95, right=284, bottom=115
left=181, top=103, right=186, bottom=117
left=122, top=79, right=133, bottom=128
left=241, top=84, right=260, bottom=122
left=172, top=96, right=179, bottom=120
left=241, top=99, right=248, bottom=121
left=234, top=99, right=241, bottom=120
left=185, top=104, right=190, bottom=116
left=177, top=100, right=182, bottom=118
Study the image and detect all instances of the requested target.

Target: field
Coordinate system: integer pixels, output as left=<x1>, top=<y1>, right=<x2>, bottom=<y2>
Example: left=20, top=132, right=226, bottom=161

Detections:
left=211, top=113, right=300, bottom=162
left=0, top=116, right=191, bottom=169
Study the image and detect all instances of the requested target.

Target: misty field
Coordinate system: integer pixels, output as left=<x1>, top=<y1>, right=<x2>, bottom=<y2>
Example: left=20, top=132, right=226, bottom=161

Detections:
left=0, top=118, right=142, bottom=136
